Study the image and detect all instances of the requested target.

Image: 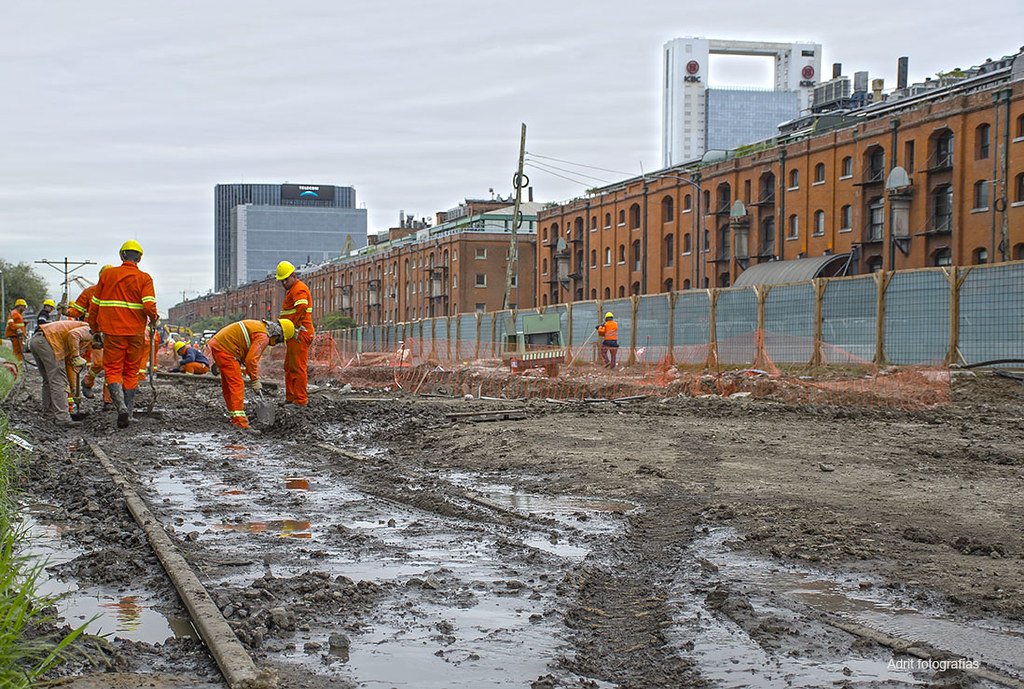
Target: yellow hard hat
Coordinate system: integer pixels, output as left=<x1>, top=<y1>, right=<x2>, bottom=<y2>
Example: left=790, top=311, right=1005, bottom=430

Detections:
left=99, top=264, right=114, bottom=277
left=120, top=239, right=144, bottom=257
left=276, top=261, right=296, bottom=281
left=278, top=319, right=296, bottom=340
left=14, top=299, right=27, bottom=307
left=604, top=312, right=614, bottom=319
left=174, top=341, right=187, bottom=354
left=43, top=299, right=56, bottom=308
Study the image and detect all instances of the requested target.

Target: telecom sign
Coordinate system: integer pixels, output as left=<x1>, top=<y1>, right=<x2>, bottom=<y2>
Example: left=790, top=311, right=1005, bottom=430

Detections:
left=281, top=184, right=335, bottom=201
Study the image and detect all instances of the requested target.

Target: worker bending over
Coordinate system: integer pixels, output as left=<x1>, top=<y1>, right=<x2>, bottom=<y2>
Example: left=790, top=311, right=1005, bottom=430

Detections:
left=597, top=311, right=619, bottom=370
left=208, top=319, right=294, bottom=429
left=71, top=265, right=113, bottom=403
left=5, top=299, right=28, bottom=361
left=172, top=341, right=210, bottom=374
left=276, top=261, right=314, bottom=406
left=89, top=240, right=159, bottom=428
left=28, top=320, right=91, bottom=427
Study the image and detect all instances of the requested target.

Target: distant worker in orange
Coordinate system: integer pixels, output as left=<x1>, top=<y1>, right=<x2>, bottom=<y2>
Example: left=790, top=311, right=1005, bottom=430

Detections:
left=88, top=240, right=159, bottom=428
left=28, top=319, right=92, bottom=427
left=596, top=311, right=619, bottom=370
left=208, top=319, right=295, bottom=429
left=5, top=299, right=28, bottom=361
left=71, top=265, right=113, bottom=402
left=276, top=261, right=314, bottom=406
left=171, top=341, right=210, bottom=375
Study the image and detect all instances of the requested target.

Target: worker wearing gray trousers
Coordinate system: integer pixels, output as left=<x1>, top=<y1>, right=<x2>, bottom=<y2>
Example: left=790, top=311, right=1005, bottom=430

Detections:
left=28, top=320, right=91, bottom=427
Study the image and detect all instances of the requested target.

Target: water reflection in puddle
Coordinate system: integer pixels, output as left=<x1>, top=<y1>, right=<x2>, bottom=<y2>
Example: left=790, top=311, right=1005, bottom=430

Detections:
left=215, top=519, right=313, bottom=538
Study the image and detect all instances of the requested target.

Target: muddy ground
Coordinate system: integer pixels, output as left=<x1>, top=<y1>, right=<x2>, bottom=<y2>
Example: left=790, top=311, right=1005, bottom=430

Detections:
left=5, top=364, right=1024, bottom=688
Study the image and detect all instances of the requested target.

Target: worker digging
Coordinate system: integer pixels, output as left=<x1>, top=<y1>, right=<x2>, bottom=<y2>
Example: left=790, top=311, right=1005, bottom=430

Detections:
left=207, top=317, right=295, bottom=429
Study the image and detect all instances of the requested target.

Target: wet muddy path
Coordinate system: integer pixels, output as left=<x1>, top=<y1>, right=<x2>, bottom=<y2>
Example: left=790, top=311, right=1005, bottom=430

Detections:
left=6, top=371, right=1024, bottom=687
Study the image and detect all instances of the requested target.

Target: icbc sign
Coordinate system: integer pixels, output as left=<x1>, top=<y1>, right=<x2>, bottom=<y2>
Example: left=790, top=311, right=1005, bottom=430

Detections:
left=801, top=65, right=815, bottom=79
left=684, top=60, right=701, bottom=82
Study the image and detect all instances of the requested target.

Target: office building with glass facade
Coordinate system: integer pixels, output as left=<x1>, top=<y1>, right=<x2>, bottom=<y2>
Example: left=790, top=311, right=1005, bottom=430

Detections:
left=706, top=89, right=799, bottom=152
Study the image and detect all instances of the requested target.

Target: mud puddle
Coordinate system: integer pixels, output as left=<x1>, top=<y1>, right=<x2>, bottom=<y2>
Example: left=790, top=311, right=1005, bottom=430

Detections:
left=671, top=526, right=1022, bottom=686
left=131, top=433, right=636, bottom=685
left=20, top=508, right=197, bottom=644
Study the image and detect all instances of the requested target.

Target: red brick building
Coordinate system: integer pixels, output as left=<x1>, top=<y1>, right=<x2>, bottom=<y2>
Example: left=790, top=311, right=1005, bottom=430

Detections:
left=538, top=51, right=1023, bottom=299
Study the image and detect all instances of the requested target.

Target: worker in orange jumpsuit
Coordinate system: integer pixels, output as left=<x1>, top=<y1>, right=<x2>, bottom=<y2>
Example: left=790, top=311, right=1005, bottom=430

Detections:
left=172, top=341, right=210, bottom=374
left=208, top=318, right=295, bottom=429
left=71, top=265, right=113, bottom=403
left=5, top=299, right=28, bottom=361
left=27, top=320, right=92, bottom=427
left=88, top=240, right=159, bottom=428
left=597, top=311, right=619, bottom=370
left=276, top=261, right=315, bottom=406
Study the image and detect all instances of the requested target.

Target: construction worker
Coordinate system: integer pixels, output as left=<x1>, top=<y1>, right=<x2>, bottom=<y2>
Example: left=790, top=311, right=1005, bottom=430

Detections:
left=71, top=265, right=113, bottom=402
left=5, top=299, right=28, bottom=361
left=88, top=240, right=159, bottom=428
left=36, top=299, right=57, bottom=330
left=28, top=320, right=91, bottom=427
left=208, top=319, right=295, bottom=429
left=172, top=341, right=210, bottom=375
left=276, top=260, right=314, bottom=406
left=596, top=311, right=619, bottom=369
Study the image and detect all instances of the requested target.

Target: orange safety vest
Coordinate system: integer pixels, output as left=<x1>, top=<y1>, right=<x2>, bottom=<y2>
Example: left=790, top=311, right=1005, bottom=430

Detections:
left=39, top=321, right=91, bottom=363
left=280, top=279, right=314, bottom=335
left=209, top=320, right=270, bottom=379
left=89, top=261, right=157, bottom=336
left=598, top=319, right=618, bottom=342
left=5, top=309, right=25, bottom=337
left=70, top=284, right=98, bottom=320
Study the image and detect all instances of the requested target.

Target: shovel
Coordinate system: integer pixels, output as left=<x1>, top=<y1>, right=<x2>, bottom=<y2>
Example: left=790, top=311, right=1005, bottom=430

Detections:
left=70, top=366, right=88, bottom=421
left=146, top=326, right=158, bottom=415
left=254, top=389, right=276, bottom=425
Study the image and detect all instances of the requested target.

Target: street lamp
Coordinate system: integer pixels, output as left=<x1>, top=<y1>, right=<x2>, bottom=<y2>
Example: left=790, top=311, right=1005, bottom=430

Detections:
left=0, top=269, right=5, bottom=321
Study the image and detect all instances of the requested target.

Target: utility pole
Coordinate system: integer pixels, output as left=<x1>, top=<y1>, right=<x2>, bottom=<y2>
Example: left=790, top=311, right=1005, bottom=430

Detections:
left=503, top=123, right=527, bottom=311
left=36, top=258, right=96, bottom=315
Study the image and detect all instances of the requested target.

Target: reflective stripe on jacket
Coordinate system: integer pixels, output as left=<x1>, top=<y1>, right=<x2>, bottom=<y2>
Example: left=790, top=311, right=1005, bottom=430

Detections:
left=209, top=320, right=270, bottom=379
left=5, top=310, right=25, bottom=337
left=597, top=319, right=618, bottom=343
left=88, top=261, right=158, bottom=336
left=280, top=279, right=314, bottom=335
left=71, top=285, right=98, bottom=319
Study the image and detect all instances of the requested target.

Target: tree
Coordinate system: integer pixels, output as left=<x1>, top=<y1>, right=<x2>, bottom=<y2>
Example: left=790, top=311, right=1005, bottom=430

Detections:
left=319, top=311, right=356, bottom=332
left=0, top=260, right=48, bottom=312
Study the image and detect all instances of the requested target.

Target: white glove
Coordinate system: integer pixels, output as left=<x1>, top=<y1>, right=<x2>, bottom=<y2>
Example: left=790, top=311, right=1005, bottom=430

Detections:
left=71, top=356, right=88, bottom=368
left=250, top=379, right=263, bottom=393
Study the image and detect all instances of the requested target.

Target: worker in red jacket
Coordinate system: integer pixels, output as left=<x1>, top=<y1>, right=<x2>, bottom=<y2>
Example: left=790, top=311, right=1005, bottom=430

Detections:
left=88, top=240, right=159, bottom=428
left=5, top=299, right=28, bottom=361
left=276, top=261, right=315, bottom=406
left=208, top=319, right=295, bottom=429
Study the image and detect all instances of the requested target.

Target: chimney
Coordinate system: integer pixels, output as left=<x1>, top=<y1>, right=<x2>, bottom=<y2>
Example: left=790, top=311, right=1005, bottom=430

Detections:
left=897, top=57, right=909, bottom=90
left=832, top=62, right=842, bottom=79
left=871, top=78, right=885, bottom=102
left=854, top=71, right=869, bottom=93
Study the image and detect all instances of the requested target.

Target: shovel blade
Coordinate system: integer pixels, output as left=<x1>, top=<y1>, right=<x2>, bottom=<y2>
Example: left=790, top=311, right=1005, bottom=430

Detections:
left=255, top=400, right=276, bottom=425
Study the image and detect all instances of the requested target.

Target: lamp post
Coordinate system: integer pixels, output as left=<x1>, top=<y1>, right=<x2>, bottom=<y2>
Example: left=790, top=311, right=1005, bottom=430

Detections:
left=0, top=269, right=5, bottom=321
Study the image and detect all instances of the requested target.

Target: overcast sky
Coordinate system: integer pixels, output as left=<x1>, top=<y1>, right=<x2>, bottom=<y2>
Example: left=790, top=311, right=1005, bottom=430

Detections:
left=1, top=0, right=1021, bottom=312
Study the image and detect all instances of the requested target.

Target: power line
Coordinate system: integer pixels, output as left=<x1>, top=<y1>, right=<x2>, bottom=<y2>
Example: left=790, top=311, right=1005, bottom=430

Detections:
left=524, top=162, right=601, bottom=188
left=526, top=151, right=635, bottom=178
left=524, top=158, right=612, bottom=184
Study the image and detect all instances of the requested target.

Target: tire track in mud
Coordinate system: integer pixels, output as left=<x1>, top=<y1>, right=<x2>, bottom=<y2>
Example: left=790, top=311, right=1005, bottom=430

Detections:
left=557, top=489, right=707, bottom=689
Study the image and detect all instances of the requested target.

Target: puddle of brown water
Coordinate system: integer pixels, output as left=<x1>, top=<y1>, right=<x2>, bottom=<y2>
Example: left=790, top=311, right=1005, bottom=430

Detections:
left=214, top=519, right=313, bottom=538
left=284, top=477, right=310, bottom=490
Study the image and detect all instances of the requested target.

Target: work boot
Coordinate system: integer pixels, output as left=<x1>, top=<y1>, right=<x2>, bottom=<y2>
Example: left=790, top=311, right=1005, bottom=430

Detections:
left=82, top=384, right=94, bottom=399
left=123, top=388, right=136, bottom=425
left=108, top=383, right=129, bottom=428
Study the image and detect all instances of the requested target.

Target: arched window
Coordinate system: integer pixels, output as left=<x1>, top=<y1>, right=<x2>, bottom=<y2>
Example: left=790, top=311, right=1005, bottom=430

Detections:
left=590, top=249, right=597, bottom=267
left=604, top=287, right=611, bottom=299
left=618, top=286, right=626, bottom=298
left=814, top=162, right=825, bottom=183
left=865, top=146, right=885, bottom=183
left=788, top=214, right=799, bottom=239
left=604, top=247, right=611, bottom=265
left=631, top=240, right=641, bottom=271
left=683, top=279, right=691, bottom=290
left=542, top=258, right=548, bottom=274
left=591, top=289, right=598, bottom=299
left=590, top=215, right=597, bottom=230
left=841, top=156, right=853, bottom=178
left=932, top=185, right=953, bottom=232
left=788, top=169, right=799, bottom=189
left=683, top=194, right=692, bottom=211
left=1016, top=172, right=1024, bottom=203
left=972, top=247, right=988, bottom=264
left=618, top=245, right=626, bottom=263
left=664, top=234, right=674, bottom=266
left=867, top=197, right=884, bottom=240
left=867, top=255, right=883, bottom=273
left=973, top=180, right=989, bottom=210
left=683, top=232, right=691, bottom=253
left=661, top=196, right=674, bottom=223
left=932, top=130, right=954, bottom=168
left=813, top=210, right=825, bottom=236
left=716, top=183, right=731, bottom=212
left=932, top=247, right=952, bottom=266
left=618, top=210, right=625, bottom=225
left=1013, top=243, right=1024, bottom=260
left=630, top=281, right=641, bottom=296
left=718, top=226, right=730, bottom=260
left=664, top=278, right=673, bottom=293
left=840, top=205, right=852, bottom=231
left=550, top=222, right=559, bottom=239
left=975, top=123, right=991, bottom=160
left=629, top=203, right=641, bottom=229
left=762, top=217, right=775, bottom=255
left=604, top=212, right=611, bottom=228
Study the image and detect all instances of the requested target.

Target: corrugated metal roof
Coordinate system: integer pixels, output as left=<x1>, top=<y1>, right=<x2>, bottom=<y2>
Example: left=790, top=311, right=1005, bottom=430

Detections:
left=732, top=254, right=853, bottom=287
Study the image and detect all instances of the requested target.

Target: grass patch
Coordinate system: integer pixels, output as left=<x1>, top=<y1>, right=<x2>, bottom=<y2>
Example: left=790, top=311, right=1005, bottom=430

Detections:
left=0, top=346, right=17, bottom=400
left=0, top=413, right=98, bottom=686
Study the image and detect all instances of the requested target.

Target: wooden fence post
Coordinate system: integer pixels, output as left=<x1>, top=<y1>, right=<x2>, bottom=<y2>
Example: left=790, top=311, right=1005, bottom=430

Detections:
left=706, top=289, right=719, bottom=369
left=946, top=266, right=971, bottom=365
left=873, top=271, right=894, bottom=365
left=810, top=279, right=826, bottom=367
left=667, top=292, right=676, bottom=365
left=628, top=295, right=640, bottom=365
